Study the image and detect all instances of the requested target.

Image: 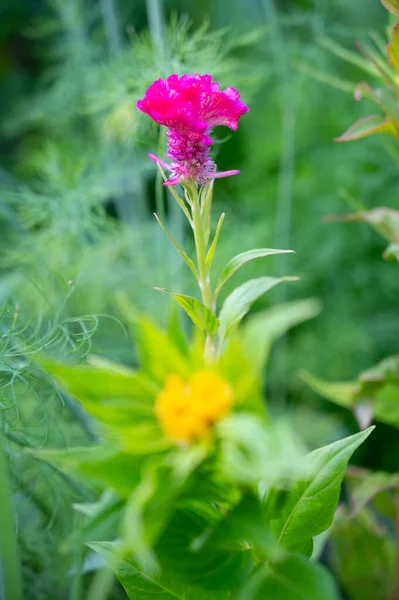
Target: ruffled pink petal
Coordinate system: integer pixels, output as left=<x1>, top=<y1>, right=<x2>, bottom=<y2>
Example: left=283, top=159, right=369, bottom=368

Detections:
left=148, top=153, right=170, bottom=170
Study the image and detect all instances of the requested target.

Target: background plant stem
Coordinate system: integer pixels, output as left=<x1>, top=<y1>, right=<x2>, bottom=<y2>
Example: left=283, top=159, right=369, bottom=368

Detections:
left=0, top=426, right=22, bottom=600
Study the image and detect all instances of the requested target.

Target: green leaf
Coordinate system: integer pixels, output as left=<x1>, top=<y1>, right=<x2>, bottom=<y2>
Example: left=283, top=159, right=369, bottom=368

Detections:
left=42, top=359, right=157, bottom=425
left=264, top=428, right=374, bottom=555
left=200, top=180, right=214, bottom=246
left=330, top=510, right=396, bottom=600
left=218, top=276, right=298, bottom=343
left=382, top=0, right=399, bottom=16
left=215, top=248, right=294, bottom=297
left=155, top=289, right=219, bottom=336
left=300, top=371, right=357, bottom=409
left=90, top=541, right=230, bottom=600
left=335, top=115, right=399, bottom=142
left=383, top=242, right=399, bottom=261
left=237, top=552, right=340, bottom=600
left=205, top=213, right=225, bottom=269
left=131, top=317, right=191, bottom=383
left=217, top=414, right=304, bottom=485
left=30, top=444, right=142, bottom=497
left=241, top=298, right=322, bottom=373
left=154, top=213, right=199, bottom=278
left=348, top=470, right=399, bottom=516
left=156, top=503, right=253, bottom=591
left=325, top=207, right=399, bottom=243
left=302, top=357, right=399, bottom=429
left=387, top=22, right=399, bottom=72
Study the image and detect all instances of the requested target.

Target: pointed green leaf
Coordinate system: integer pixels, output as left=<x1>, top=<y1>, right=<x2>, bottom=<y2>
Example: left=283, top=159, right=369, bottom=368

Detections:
left=30, top=444, right=142, bottom=496
left=200, top=180, right=214, bottom=246
left=205, top=213, right=225, bottom=269
left=154, top=213, right=198, bottom=278
left=237, top=552, right=340, bottom=600
left=265, top=428, right=374, bottom=555
left=300, top=371, right=358, bottom=409
left=155, top=289, right=219, bottom=336
left=156, top=164, right=192, bottom=223
left=90, top=541, right=229, bottom=600
left=215, top=248, right=294, bottom=297
left=382, top=0, right=399, bottom=16
left=387, top=22, right=399, bottom=72
left=335, top=115, right=398, bottom=142
left=131, top=317, right=191, bottom=383
left=326, top=208, right=399, bottom=243
left=42, top=359, right=158, bottom=425
left=383, top=242, right=399, bottom=261
left=218, top=276, right=298, bottom=343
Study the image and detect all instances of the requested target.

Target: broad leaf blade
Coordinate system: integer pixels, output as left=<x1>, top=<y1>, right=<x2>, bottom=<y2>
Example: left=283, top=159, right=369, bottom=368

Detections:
left=265, top=428, right=374, bottom=554
left=90, top=541, right=230, bottom=600
left=215, top=248, right=294, bottom=296
left=241, top=298, right=322, bottom=372
left=218, top=276, right=298, bottom=343
left=155, top=289, right=219, bottom=336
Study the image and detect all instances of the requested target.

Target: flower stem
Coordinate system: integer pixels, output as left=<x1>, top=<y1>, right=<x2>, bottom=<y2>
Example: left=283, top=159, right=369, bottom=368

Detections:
left=0, top=428, right=22, bottom=600
left=190, top=185, right=214, bottom=312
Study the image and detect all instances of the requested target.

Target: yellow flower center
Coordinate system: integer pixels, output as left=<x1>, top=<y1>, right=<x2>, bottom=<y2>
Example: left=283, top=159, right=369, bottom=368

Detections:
left=156, top=371, right=233, bottom=444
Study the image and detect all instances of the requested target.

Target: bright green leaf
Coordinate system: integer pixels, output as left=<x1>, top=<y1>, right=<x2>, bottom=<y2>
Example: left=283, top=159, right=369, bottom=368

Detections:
left=155, top=289, right=219, bottom=336
left=42, top=359, right=157, bottom=425
left=217, top=414, right=305, bottom=485
left=335, top=115, right=399, bottom=142
left=264, top=428, right=374, bottom=555
left=131, top=317, right=191, bottom=383
left=205, top=213, right=225, bottom=269
left=218, top=276, right=298, bottom=343
left=237, top=552, right=340, bottom=600
left=387, top=22, right=399, bottom=72
left=215, top=248, right=294, bottom=297
left=30, top=444, right=142, bottom=497
left=241, top=298, right=322, bottom=372
left=300, top=371, right=358, bottom=409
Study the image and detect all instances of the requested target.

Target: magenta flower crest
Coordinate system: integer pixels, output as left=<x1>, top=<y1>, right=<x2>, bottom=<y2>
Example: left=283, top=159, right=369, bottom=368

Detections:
left=137, top=74, right=248, bottom=186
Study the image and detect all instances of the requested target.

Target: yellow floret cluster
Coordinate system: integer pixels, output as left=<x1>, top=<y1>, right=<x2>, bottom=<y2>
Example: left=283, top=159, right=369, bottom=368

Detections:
left=156, top=371, right=233, bottom=444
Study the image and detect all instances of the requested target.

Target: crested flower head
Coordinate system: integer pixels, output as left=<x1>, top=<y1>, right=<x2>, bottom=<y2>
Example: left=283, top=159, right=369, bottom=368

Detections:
left=137, top=74, right=248, bottom=186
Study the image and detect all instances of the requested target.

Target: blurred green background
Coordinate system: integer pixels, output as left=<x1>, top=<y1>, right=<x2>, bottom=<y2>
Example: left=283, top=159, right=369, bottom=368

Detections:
left=0, top=0, right=398, bottom=598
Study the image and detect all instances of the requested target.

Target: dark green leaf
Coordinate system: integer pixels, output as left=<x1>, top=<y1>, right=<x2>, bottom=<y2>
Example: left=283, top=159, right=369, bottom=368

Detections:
left=331, top=510, right=396, bottom=600
left=237, top=552, right=340, bottom=600
left=90, top=541, right=230, bottom=600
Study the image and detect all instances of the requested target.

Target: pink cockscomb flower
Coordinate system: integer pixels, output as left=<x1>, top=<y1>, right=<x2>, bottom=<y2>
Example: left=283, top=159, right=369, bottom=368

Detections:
left=137, top=74, right=248, bottom=186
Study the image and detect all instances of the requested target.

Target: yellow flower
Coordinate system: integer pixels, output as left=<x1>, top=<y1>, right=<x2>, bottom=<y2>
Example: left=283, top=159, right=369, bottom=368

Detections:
left=156, top=372, right=233, bottom=444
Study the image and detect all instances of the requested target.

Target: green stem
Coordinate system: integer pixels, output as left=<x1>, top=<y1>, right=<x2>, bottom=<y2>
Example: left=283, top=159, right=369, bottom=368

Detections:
left=190, top=187, right=213, bottom=311
left=0, top=428, right=22, bottom=600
